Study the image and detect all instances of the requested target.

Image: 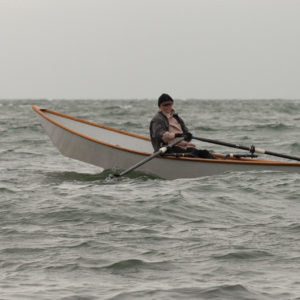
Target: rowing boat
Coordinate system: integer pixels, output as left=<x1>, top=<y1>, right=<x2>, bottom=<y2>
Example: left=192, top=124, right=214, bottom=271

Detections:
left=32, top=105, right=300, bottom=179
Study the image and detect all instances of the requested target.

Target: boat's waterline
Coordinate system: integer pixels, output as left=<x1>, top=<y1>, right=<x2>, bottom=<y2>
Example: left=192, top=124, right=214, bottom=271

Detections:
left=32, top=105, right=300, bottom=179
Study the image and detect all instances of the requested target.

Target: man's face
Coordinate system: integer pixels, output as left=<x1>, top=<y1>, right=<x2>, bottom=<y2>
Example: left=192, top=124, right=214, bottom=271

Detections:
left=160, top=101, right=173, bottom=114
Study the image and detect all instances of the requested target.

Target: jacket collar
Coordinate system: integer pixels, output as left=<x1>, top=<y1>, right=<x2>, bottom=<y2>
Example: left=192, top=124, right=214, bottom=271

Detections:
left=159, top=109, right=176, bottom=118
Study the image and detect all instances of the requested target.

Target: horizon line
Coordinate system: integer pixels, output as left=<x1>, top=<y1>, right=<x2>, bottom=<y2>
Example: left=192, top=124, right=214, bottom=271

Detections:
left=1, top=98, right=300, bottom=101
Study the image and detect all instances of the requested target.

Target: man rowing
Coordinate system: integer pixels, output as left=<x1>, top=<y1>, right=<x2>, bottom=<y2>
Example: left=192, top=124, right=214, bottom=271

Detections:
left=149, top=93, right=215, bottom=158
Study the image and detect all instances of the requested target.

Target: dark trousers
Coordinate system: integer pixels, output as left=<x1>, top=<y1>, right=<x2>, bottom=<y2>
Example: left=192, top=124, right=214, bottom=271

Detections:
left=166, top=146, right=216, bottom=159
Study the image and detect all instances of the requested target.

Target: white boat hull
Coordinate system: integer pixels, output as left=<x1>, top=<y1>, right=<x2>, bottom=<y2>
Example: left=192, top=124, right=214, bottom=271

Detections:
left=33, top=106, right=300, bottom=179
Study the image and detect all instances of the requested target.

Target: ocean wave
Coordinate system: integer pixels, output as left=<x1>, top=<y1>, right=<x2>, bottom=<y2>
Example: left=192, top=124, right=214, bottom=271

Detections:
left=1, top=247, right=45, bottom=255
left=193, top=126, right=218, bottom=132
left=108, top=284, right=267, bottom=300
left=44, top=263, right=80, bottom=272
left=255, top=123, right=292, bottom=131
left=43, top=258, right=173, bottom=275
left=285, top=223, right=300, bottom=232
left=291, top=142, right=300, bottom=151
left=44, top=170, right=159, bottom=184
left=45, top=171, right=107, bottom=183
left=213, top=250, right=274, bottom=260
left=103, top=258, right=169, bottom=271
left=0, top=187, right=17, bottom=194
left=104, top=169, right=160, bottom=180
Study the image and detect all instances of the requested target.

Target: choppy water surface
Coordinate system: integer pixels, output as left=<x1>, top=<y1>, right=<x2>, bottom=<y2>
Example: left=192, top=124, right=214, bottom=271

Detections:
left=1, top=99, right=300, bottom=299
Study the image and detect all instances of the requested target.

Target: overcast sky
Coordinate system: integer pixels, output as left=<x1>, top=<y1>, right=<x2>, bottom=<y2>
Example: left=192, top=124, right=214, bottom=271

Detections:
left=1, top=0, right=300, bottom=100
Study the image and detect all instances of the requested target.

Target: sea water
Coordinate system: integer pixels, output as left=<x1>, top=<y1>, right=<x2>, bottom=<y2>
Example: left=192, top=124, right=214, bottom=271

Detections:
left=0, top=99, right=300, bottom=299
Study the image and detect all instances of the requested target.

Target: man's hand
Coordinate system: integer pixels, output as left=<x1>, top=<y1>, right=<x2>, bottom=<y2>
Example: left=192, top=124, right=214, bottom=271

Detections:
left=174, top=133, right=183, bottom=138
left=184, top=132, right=193, bottom=142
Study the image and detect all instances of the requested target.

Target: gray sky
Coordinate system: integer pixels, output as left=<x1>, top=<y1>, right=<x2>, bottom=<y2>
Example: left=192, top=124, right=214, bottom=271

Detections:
left=1, top=0, right=300, bottom=99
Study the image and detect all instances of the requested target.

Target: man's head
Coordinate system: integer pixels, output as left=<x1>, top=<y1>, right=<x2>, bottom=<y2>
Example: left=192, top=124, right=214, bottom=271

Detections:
left=158, top=93, right=173, bottom=107
left=158, top=93, right=174, bottom=113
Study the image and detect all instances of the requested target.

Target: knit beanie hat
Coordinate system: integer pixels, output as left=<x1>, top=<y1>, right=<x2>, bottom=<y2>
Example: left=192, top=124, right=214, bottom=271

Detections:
left=158, top=93, right=174, bottom=107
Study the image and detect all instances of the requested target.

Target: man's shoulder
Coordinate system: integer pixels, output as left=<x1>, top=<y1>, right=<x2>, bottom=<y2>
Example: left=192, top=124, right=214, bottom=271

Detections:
left=151, top=111, right=165, bottom=122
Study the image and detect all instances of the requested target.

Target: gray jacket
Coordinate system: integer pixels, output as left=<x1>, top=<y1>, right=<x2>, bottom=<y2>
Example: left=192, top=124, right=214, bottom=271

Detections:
left=149, top=111, right=189, bottom=151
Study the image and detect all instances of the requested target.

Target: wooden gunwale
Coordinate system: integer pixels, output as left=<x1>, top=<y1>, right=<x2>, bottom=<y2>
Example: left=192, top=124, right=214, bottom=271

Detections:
left=32, top=105, right=152, bottom=156
left=32, top=105, right=300, bottom=167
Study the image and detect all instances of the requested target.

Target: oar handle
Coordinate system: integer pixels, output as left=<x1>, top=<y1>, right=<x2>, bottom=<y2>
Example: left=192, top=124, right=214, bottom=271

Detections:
left=192, top=136, right=300, bottom=162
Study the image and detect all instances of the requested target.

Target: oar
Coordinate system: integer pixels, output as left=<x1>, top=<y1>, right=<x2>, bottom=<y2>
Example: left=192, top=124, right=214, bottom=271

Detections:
left=192, top=136, right=300, bottom=161
left=111, top=137, right=185, bottom=178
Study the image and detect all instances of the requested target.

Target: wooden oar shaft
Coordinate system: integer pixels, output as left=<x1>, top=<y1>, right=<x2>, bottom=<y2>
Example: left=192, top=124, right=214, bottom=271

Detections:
left=116, top=137, right=185, bottom=177
left=193, top=136, right=300, bottom=161
left=119, top=151, right=161, bottom=177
